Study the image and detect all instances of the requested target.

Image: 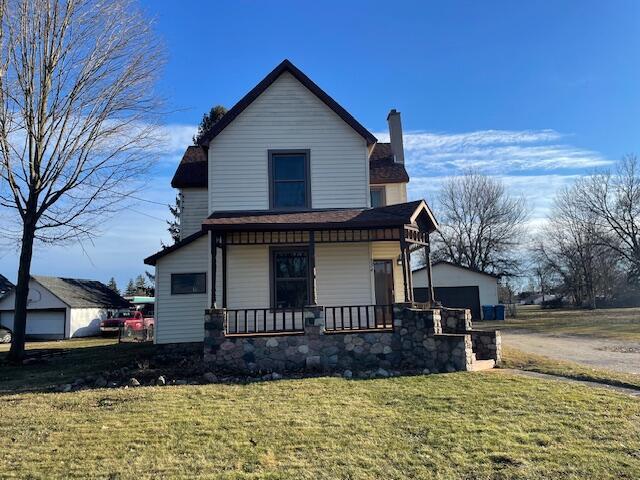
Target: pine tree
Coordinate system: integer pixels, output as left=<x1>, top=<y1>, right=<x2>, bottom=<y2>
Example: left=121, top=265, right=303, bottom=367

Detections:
left=134, top=274, right=148, bottom=295
left=166, top=195, right=181, bottom=245
left=193, top=105, right=227, bottom=145
left=125, top=279, right=136, bottom=296
left=106, top=277, right=119, bottom=295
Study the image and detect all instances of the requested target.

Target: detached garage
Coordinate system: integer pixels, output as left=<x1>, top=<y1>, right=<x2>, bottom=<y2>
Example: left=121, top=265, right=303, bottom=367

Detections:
left=412, top=261, right=500, bottom=320
left=0, top=275, right=131, bottom=340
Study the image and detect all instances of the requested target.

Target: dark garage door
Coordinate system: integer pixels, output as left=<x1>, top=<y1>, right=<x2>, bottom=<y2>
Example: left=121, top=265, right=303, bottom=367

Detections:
left=413, top=286, right=481, bottom=320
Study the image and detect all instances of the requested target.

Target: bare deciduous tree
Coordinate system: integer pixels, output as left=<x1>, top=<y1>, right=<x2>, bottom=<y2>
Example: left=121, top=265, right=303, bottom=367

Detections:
left=0, top=0, right=164, bottom=362
left=572, top=155, right=640, bottom=282
left=431, top=171, right=528, bottom=275
left=534, top=186, right=623, bottom=309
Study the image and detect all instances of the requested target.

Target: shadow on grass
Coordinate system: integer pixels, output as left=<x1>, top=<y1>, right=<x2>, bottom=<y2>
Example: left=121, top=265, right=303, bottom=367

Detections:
left=0, top=341, right=157, bottom=395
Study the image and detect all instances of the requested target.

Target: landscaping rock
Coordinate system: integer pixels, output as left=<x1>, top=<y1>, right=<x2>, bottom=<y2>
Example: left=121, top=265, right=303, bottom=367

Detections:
left=107, top=381, right=119, bottom=388
left=271, top=372, right=283, bottom=380
left=156, top=375, right=166, bottom=386
left=174, top=379, right=188, bottom=385
left=127, top=378, right=141, bottom=387
left=422, top=368, right=431, bottom=375
left=59, top=384, right=72, bottom=393
left=94, top=376, right=107, bottom=388
left=202, top=372, right=218, bottom=383
left=342, top=370, right=353, bottom=379
left=374, top=368, right=390, bottom=378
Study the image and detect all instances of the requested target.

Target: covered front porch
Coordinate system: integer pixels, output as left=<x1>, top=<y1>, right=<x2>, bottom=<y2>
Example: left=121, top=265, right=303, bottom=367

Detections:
left=203, top=201, right=438, bottom=335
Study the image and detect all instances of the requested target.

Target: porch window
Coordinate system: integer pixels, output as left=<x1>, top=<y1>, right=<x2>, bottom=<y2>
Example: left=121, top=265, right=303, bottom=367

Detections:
left=370, top=186, right=386, bottom=208
left=171, top=273, right=206, bottom=295
left=269, top=150, right=310, bottom=209
left=271, top=248, right=309, bottom=308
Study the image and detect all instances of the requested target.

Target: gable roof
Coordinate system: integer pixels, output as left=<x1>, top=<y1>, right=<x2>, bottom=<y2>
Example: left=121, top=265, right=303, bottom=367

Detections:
left=369, top=143, right=410, bottom=184
left=0, top=274, right=13, bottom=298
left=413, top=261, right=501, bottom=279
left=31, top=276, right=131, bottom=309
left=171, top=142, right=409, bottom=189
left=144, top=231, right=206, bottom=266
left=198, top=59, right=377, bottom=147
left=171, top=146, right=208, bottom=188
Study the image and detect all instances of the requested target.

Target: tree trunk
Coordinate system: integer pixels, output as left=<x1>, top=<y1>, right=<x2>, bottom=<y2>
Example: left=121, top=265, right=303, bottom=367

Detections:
left=7, top=217, right=37, bottom=364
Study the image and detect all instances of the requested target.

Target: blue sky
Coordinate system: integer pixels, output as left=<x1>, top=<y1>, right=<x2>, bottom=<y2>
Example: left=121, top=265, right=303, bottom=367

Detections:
left=1, top=0, right=638, bottom=288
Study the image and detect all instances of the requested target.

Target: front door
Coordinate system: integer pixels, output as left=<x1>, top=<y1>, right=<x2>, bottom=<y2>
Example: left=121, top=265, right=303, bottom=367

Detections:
left=373, top=260, right=394, bottom=326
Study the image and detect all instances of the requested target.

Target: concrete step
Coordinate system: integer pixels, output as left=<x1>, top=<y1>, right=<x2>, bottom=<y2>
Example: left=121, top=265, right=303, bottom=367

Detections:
left=470, top=359, right=496, bottom=371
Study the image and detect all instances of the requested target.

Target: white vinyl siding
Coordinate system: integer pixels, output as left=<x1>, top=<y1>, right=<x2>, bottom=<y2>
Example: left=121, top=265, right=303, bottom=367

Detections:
left=371, top=242, right=405, bottom=303
left=381, top=182, right=407, bottom=206
left=209, top=72, right=369, bottom=211
left=412, top=263, right=499, bottom=307
left=226, top=245, right=270, bottom=309
left=155, top=236, right=210, bottom=344
left=180, top=188, right=208, bottom=238
left=316, top=243, right=373, bottom=306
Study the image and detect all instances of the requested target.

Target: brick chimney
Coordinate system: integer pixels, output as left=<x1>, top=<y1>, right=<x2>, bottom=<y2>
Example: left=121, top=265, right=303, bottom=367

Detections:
left=387, top=109, right=404, bottom=164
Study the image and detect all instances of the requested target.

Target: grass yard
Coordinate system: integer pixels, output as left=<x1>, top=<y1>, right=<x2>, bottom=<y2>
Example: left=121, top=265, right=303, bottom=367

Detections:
left=502, top=346, right=640, bottom=391
left=484, top=306, right=640, bottom=341
left=0, top=339, right=639, bottom=478
left=0, top=337, right=155, bottom=393
left=1, top=373, right=640, bottom=479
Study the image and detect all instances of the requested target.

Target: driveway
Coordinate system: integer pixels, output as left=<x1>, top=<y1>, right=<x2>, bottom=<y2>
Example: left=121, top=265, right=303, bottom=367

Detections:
left=502, top=330, right=640, bottom=375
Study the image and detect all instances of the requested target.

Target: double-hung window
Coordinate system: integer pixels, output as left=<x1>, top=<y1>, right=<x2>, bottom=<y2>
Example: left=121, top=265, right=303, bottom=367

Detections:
left=370, top=186, right=386, bottom=208
left=269, top=150, right=310, bottom=209
left=271, top=248, right=309, bottom=308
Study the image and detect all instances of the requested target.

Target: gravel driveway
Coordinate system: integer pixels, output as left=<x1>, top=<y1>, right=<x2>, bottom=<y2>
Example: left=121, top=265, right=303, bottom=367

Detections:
left=502, top=331, right=640, bottom=375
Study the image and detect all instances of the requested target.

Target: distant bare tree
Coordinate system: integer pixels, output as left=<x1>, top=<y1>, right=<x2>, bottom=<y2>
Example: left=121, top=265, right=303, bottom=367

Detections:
left=573, top=155, right=640, bottom=283
left=534, top=186, right=623, bottom=308
left=0, top=0, right=164, bottom=362
left=430, top=171, right=528, bottom=275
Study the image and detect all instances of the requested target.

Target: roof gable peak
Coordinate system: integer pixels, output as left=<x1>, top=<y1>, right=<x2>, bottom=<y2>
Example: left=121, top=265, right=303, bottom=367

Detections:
left=199, top=59, right=377, bottom=147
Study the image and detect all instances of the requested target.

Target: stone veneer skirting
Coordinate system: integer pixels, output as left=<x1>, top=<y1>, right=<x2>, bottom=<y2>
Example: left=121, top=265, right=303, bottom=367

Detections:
left=203, top=304, right=501, bottom=375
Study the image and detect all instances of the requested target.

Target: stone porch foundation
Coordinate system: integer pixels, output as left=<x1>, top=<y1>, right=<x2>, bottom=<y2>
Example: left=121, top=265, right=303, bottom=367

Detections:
left=204, top=304, right=501, bottom=375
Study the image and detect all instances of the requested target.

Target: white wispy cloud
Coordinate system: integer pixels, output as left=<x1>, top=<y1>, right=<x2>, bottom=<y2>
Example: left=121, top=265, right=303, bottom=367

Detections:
left=376, top=129, right=612, bottom=175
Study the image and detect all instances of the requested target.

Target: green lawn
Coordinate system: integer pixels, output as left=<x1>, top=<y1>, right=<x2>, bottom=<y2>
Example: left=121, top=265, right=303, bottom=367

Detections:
left=1, top=339, right=640, bottom=478
left=485, top=306, right=640, bottom=341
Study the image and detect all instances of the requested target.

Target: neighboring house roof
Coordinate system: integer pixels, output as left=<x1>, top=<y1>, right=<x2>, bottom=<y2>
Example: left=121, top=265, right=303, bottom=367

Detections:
left=171, top=142, right=409, bottom=189
left=198, top=59, right=377, bottom=148
left=145, top=201, right=438, bottom=266
left=369, top=143, right=410, bottom=184
left=30, top=275, right=132, bottom=309
left=413, top=261, right=501, bottom=279
left=171, top=146, right=207, bottom=188
left=0, top=274, right=14, bottom=298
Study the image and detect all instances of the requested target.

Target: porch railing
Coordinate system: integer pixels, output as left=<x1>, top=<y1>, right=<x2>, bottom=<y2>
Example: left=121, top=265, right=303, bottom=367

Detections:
left=324, top=304, right=394, bottom=332
left=225, top=308, right=306, bottom=335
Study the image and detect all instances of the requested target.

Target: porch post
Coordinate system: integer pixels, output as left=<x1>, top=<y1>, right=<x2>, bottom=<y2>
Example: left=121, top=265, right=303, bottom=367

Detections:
left=399, top=230, right=410, bottom=303
left=221, top=233, right=228, bottom=309
left=309, top=230, right=317, bottom=305
left=406, top=243, right=414, bottom=303
left=210, top=231, right=218, bottom=308
left=425, top=236, right=435, bottom=306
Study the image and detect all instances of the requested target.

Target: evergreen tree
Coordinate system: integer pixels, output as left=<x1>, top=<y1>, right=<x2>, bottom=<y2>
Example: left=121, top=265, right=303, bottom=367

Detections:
left=166, top=195, right=181, bottom=245
left=134, top=274, right=148, bottom=295
left=193, top=105, right=227, bottom=145
left=125, top=279, right=136, bottom=296
left=106, top=277, right=119, bottom=295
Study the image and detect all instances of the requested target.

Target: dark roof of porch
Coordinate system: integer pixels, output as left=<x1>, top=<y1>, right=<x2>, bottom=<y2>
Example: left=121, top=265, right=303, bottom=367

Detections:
left=202, top=200, right=436, bottom=232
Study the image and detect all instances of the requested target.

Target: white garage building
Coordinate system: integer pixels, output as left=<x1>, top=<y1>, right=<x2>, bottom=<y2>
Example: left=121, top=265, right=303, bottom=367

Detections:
left=412, top=261, right=500, bottom=320
left=0, top=275, right=131, bottom=340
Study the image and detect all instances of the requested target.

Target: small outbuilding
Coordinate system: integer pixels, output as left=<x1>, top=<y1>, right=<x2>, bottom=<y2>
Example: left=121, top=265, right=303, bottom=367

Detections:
left=0, top=275, right=131, bottom=340
left=412, top=261, right=500, bottom=320
left=0, top=274, right=13, bottom=300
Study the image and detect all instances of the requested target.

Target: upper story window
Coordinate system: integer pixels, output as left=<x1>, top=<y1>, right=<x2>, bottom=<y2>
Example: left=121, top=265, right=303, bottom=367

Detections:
left=370, top=186, right=386, bottom=208
left=269, top=150, right=310, bottom=209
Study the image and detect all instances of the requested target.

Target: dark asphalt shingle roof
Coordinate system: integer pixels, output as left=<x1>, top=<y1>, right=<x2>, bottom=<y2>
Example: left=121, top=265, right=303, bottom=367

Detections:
left=0, top=274, right=13, bottom=299
left=369, top=143, right=410, bottom=184
left=32, top=276, right=131, bottom=309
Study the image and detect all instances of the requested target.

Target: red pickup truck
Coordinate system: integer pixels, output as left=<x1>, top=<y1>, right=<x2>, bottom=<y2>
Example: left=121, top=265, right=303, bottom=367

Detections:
left=100, top=308, right=154, bottom=340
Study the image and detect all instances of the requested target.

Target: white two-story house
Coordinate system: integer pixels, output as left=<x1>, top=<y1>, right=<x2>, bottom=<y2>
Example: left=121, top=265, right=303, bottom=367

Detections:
left=145, top=59, right=438, bottom=345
